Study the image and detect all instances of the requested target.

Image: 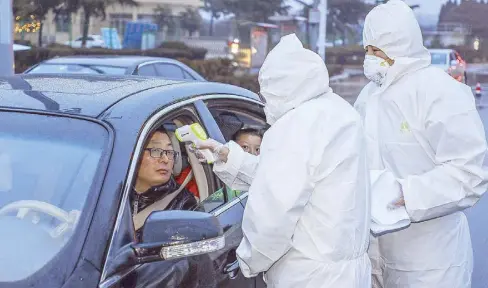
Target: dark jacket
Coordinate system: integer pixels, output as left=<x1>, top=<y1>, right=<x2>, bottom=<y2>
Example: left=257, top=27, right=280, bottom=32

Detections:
left=131, top=177, right=197, bottom=240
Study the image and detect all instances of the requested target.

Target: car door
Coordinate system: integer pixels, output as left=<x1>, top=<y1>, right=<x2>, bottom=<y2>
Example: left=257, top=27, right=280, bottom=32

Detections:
left=99, top=98, right=257, bottom=288
left=195, top=96, right=268, bottom=288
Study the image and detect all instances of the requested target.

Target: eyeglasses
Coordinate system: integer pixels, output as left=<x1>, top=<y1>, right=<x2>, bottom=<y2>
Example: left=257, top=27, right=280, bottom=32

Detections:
left=145, top=148, right=179, bottom=161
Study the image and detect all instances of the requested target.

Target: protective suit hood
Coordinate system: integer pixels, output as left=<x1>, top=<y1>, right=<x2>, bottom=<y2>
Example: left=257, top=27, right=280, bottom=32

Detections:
left=363, top=0, right=431, bottom=87
left=259, top=34, right=330, bottom=124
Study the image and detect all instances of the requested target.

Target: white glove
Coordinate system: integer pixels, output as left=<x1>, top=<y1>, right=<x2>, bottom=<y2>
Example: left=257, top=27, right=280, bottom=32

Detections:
left=192, top=138, right=230, bottom=163
left=193, top=138, right=224, bottom=152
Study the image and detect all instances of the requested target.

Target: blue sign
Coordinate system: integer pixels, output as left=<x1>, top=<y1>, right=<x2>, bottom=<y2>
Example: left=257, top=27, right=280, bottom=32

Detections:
left=101, top=27, right=122, bottom=49
left=123, top=22, right=158, bottom=50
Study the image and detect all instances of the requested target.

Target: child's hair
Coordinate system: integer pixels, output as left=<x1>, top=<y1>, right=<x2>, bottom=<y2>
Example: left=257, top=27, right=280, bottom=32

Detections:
left=232, top=128, right=263, bottom=142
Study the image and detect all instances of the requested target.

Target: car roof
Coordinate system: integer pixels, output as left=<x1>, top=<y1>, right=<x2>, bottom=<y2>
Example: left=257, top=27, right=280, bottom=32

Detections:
left=0, top=74, right=259, bottom=117
left=39, top=55, right=185, bottom=68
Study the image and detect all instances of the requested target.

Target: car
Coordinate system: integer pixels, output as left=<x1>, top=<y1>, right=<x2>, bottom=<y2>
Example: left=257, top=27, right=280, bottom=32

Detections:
left=65, top=34, right=105, bottom=48
left=23, top=56, right=206, bottom=81
left=0, top=74, right=267, bottom=288
left=429, top=48, right=468, bottom=84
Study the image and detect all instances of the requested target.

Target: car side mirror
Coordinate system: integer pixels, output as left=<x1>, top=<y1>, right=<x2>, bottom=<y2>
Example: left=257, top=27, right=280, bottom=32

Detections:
left=131, top=210, right=225, bottom=264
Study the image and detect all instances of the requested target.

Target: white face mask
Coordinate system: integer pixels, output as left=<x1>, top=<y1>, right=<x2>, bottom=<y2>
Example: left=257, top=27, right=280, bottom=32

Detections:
left=363, top=55, right=390, bottom=86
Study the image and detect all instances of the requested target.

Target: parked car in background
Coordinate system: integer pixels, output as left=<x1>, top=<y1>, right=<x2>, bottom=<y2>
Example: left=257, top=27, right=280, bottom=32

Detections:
left=0, top=74, right=267, bottom=288
left=64, top=35, right=105, bottom=48
left=429, top=48, right=468, bottom=83
left=23, top=56, right=206, bottom=81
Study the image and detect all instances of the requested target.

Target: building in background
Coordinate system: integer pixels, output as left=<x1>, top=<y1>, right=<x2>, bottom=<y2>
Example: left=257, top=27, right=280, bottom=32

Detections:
left=14, top=0, right=200, bottom=46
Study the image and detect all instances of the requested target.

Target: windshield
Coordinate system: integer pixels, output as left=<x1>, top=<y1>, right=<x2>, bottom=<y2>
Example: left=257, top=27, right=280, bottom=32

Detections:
left=431, top=53, right=448, bottom=65
left=0, top=112, right=108, bottom=282
left=28, top=64, right=127, bottom=75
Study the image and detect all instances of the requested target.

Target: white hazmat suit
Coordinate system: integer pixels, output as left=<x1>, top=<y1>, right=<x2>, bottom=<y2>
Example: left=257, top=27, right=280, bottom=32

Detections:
left=213, top=141, right=258, bottom=191
left=355, top=1, right=488, bottom=287
left=235, top=34, right=371, bottom=288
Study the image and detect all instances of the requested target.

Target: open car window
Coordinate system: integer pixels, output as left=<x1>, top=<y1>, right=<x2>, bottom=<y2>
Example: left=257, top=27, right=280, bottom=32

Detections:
left=204, top=98, right=267, bottom=200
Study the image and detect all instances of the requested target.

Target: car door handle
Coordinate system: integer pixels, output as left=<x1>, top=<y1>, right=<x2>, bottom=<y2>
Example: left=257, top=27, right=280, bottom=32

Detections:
left=223, top=260, right=240, bottom=280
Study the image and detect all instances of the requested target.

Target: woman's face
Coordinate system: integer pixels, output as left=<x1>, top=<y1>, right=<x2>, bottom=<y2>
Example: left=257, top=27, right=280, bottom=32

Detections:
left=236, top=134, right=262, bottom=156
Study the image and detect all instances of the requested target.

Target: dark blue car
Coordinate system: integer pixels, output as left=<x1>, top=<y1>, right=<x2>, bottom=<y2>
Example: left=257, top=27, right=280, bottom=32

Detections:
left=0, top=74, right=267, bottom=288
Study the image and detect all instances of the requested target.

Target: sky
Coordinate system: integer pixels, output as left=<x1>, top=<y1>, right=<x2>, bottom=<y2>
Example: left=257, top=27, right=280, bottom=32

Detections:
left=202, top=0, right=450, bottom=26
left=286, top=0, right=449, bottom=26
left=287, top=0, right=448, bottom=16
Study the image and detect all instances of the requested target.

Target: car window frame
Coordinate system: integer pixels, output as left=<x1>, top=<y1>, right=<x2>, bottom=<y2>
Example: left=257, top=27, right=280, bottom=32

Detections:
left=100, top=95, right=260, bottom=285
left=0, top=108, right=114, bottom=287
left=100, top=94, right=261, bottom=284
left=201, top=98, right=266, bottom=203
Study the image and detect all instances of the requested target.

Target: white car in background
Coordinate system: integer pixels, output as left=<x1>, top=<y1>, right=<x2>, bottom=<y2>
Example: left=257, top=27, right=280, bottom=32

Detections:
left=65, top=35, right=105, bottom=48
left=429, top=49, right=468, bottom=84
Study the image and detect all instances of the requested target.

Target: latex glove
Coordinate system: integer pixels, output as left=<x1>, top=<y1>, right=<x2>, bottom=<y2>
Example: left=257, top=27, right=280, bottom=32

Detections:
left=187, top=145, right=207, bottom=163
left=193, top=138, right=223, bottom=152
left=388, top=185, right=405, bottom=209
left=191, top=138, right=229, bottom=163
left=392, top=197, right=405, bottom=207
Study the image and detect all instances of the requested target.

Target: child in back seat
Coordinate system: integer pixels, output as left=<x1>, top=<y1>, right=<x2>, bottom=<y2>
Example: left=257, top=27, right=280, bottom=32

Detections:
left=177, top=128, right=264, bottom=202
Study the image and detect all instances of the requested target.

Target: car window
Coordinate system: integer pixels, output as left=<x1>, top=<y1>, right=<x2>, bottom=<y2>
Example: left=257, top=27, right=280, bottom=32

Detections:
left=450, top=52, right=456, bottom=62
left=154, top=63, right=185, bottom=79
left=28, top=64, right=100, bottom=74
left=0, top=112, right=108, bottom=282
left=90, top=65, right=127, bottom=75
left=431, top=53, right=448, bottom=65
left=183, top=70, right=196, bottom=80
left=27, top=64, right=126, bottom=75
left=204, top=98, right=267, bottom=200
left=137, top=64, right=158, bottom=76
left=126, top=105, right=224, bottom=226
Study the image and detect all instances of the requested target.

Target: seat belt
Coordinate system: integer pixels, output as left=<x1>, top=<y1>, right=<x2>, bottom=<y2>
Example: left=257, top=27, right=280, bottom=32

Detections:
left=133, top=170, right=193, bottom=231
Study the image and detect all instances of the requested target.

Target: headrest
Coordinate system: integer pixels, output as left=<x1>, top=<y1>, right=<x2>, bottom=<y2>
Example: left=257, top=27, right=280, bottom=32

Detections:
left=167, top=131, right=182, bottom=177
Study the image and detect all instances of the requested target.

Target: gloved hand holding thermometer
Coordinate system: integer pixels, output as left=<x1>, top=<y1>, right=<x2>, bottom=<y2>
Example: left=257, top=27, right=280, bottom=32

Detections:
left=175, top=123, right=227, bottom=164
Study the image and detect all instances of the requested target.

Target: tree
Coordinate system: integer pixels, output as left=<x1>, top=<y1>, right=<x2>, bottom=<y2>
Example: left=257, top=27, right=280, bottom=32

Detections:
left=14, top=0, right=62, bottom=46
left=327, top=0, right=370, bottom=45
left=201, top=0, right=225, bottom=36
left=61, top=0, right=137, bottom=47
left=154, top=5, right=175, bottom=34
left=220, top=0, right=289, bottom=23
left=179, top=7, right=202, bottom=37
left=376, top=0, right=419, bottom=10
left=439, top=0, right=488, bottom=40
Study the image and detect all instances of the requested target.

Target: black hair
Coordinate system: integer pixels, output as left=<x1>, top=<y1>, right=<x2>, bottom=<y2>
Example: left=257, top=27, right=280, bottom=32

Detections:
left=232, top=128, right=263, bottom=142
left=143, top=126, right=171, bottom=148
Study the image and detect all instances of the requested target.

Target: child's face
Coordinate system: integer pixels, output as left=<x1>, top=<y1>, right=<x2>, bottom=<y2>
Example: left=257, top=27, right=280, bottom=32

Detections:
left=236, top=134, right=262, bottom=156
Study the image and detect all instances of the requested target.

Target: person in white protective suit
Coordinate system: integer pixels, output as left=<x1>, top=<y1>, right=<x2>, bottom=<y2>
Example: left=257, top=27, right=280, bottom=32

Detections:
left=354, top=1, right=488, bottom=287
left=212, top=33, right=371, bottom=288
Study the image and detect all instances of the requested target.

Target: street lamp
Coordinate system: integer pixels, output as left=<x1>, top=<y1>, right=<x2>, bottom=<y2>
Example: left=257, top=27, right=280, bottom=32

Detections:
left=474, top=38, right=480, bottom=51
left=317, top=0, right=327, bottom=61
